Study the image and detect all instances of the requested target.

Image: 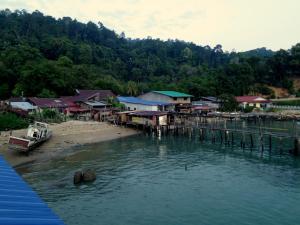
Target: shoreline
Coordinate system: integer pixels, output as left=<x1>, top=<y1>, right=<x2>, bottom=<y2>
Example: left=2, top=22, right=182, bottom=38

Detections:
left=0, top=120, right=139, bottom=168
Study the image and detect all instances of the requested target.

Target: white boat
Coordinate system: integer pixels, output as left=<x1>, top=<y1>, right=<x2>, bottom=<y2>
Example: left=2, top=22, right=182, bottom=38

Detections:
left=8, top=122, right=52, bottom=153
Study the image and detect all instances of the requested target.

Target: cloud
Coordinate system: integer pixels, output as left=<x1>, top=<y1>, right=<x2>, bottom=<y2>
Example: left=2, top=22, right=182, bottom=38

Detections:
left=1, top=0, right=300, bottom=51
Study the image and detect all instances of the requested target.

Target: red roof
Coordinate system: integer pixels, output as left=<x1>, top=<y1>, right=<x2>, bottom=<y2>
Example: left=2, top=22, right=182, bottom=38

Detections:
left=59, top=97, right=78, bottom=107
left=75, top=89, right=115, bottom=101
left=28, top=97, right=68, bottom=108
left=235, top=96, right=270, bottom=103
left=60, top=90, right=115, bottom=104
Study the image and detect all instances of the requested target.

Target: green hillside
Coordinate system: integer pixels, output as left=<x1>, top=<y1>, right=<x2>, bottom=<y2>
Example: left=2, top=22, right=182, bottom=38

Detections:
left=0, top=9, right=299, bottom=99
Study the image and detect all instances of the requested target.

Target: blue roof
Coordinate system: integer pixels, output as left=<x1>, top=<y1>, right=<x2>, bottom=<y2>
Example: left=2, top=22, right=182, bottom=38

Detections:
left=0, top=156, right=65, bottom=225
left=117, top=97, right=172, bottom=106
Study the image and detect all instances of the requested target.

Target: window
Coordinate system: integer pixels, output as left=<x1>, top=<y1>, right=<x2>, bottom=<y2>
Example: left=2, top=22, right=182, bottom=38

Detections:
left=134, top=108, right=136, bottom=110
left=173, top=97, right=177, bottom=100
left=127, top=107, right=130, bottom=110
left=184, top=97, right=187, bottom=100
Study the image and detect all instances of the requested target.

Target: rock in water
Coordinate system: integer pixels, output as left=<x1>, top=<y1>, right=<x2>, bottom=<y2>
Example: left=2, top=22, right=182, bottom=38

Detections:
left=82, top=169, right=96, bottom=182
left=74, top=171, right=83, bottom=184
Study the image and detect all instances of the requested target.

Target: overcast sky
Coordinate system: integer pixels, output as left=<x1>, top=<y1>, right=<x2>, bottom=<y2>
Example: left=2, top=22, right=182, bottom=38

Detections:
left=2, top=0, right=300, bottom=51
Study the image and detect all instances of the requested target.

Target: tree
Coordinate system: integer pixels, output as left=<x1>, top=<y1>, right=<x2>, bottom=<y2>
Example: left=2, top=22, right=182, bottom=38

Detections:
left=38, top=88, right=56, bottom=98
left=0, top=84, right=9, bottom=99
left=219, top=94, right=239, bottom=112
left=126, top=81, right=138, bottom=96
left=0, top=9, right=298, bottom=99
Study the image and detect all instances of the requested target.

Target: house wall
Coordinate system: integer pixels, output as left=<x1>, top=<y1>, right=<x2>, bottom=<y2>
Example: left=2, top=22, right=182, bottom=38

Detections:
left=158, top=115, right=168, bottom=126
left=131, top=116, right=155, bottom=126
left=240, top=102, right=262, bottom=108
left=120, top=102, right=158, bottom=111
left=193, top=101, right=220, bottom=109
left=139, top=92, right=191, bottom=104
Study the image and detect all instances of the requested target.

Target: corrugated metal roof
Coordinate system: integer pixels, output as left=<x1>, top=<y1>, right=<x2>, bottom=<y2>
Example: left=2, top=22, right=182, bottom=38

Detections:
left=200, top=96, right=221, bottom=102
left=235, top=96, right=270, bottom=103
left=129, top=111, right=169, bottom=116
left=61, top=90, right=115, bottom=103
left=118, top=96, right=172, bottom=106
left=28, top=98, right=68, bottom=108
left=10, top=102, right=37, bottom=111
left=152, top=91, right=193, bottom=97
left=83, top=101, right=107, bottom=107
left=0, top=156, right=65, bottom=225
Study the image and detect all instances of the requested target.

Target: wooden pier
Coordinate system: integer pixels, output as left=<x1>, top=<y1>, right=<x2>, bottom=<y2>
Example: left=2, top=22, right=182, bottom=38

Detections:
left=112, top=111, right=300, bottom=156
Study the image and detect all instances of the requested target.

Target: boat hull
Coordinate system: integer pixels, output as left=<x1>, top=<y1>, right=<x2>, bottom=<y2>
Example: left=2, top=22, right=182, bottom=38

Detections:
left=8, top=133, right=52, bottom=153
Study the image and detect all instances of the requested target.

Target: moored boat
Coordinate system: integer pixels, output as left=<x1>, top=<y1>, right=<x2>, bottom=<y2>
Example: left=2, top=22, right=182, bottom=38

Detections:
left=8, top=122, right=52, bottom=153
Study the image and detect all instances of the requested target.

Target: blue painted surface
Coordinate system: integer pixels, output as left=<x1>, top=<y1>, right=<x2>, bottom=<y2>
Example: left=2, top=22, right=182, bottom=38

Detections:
left=117, top=96, right=172, bottom=106
left=0, top=156, right=65, bottom=225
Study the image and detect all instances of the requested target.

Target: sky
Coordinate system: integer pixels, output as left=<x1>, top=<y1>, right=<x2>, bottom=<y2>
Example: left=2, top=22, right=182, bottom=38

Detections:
left=2, top=0, right=300, bottom=51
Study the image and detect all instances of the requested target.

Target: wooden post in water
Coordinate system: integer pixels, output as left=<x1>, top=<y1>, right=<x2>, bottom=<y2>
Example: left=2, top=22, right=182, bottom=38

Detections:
left=260, top=135, right=264, bottom=154
left=293, top=138, right=300, bottom=156
left=269, top=135, right=272, bottom=152
left=250, top=134, right=254, bottom=150
left=220, top=130, right=223, bottom=144
left=279, top=137, right=283, bottom=155
left=199, top=128, right=203, bottom=142
left=211, top=129, right=216, bottom=143
left=225, top=130, right=230, bottom=146
left=241, top=133, right=245, bottom=150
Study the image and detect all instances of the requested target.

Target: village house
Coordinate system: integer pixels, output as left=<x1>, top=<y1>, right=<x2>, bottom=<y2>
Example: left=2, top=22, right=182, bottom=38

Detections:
left=61, top=89, right=114, bottom=108
left=139, top=91, right=192, bottom=104
left=194, top=96, right=220, bottom=108
left=117, top=96, right=174, bottom=112
left=74, top=89, right=115, bottom=102
left=6, top=97, right=37, bottom=113
left=61, top=89, right=115, bottom=121
left=10, top=102, right=37, bottom=112
left=139, top=91, right=193, bottom=112
left=236, top=96, right=271, bottom=109
left=28, top=97, right=68, bottom=112
left=192, top=96, right=220, bottom=114
left=126, top=111, right=169, bottom=127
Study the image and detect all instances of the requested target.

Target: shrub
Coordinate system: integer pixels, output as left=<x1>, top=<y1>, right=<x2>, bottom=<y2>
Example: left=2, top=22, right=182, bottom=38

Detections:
left=243, top=105, right=254, bottom=113
left=0, top=112, right=29, bottom=131
left=273, top=100, right=300, bottom=106
left=218, top=94, right=239, bottom=112
left=42, top=109, right=59, bottom=119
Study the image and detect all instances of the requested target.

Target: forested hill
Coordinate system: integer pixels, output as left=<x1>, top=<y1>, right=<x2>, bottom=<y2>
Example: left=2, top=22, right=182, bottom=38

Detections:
left=0, top=9, right=300, bottom=100
left=240, top=48, right=275, bottom=58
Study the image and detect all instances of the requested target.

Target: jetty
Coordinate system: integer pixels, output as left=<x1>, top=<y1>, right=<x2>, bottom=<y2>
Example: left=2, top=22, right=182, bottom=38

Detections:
left=112, top=111, right=300, bottom=156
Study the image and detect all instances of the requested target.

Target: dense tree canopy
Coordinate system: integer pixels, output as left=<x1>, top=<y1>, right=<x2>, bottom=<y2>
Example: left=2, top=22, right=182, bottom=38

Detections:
left=0, top=9, right=300, bottom=100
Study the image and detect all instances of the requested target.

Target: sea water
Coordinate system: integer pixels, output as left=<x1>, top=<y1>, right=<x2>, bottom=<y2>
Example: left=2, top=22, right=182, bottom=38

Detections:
left=21, top=133, right=300, bottom=225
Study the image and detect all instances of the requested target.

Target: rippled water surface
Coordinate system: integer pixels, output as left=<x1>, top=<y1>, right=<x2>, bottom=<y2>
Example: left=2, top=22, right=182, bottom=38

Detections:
left=21, top=134, right=300, bottom=225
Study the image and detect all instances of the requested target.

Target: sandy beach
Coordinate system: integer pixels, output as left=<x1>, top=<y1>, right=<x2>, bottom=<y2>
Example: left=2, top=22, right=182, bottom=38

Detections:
left=0, top=120, right=139, bottom=167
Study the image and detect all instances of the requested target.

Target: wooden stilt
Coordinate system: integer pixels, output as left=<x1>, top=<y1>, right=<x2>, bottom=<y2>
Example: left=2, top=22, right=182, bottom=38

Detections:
left=250, top=134, right=254, bottom=149
left=269, top=135, right=272, bottom=152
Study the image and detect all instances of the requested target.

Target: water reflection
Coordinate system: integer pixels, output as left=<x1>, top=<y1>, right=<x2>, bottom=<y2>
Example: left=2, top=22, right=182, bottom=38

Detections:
left=21, top=135, right=300, bottom=225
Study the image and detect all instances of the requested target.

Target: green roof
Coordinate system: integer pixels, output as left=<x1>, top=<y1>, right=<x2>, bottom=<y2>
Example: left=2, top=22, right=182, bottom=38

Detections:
left=153, top=91, right=193, bottom=97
